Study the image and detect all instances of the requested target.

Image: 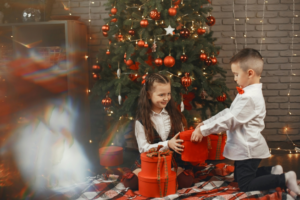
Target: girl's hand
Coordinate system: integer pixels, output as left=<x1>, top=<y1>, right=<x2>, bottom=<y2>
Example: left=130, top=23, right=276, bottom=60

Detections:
left=168, top=132, right=184, bottom=154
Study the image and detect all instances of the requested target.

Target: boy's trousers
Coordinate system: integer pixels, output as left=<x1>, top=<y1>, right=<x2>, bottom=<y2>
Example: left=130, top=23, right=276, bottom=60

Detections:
left=234, top=158, right=286, bottom=192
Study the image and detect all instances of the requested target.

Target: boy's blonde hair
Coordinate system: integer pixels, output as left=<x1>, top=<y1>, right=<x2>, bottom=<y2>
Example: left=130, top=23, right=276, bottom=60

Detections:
left=230, top=48, right=264, bottom=76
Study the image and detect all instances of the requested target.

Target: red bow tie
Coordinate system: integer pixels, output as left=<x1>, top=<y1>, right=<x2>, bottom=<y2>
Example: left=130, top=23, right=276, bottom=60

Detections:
left=236, top=87, right=244, bottom=94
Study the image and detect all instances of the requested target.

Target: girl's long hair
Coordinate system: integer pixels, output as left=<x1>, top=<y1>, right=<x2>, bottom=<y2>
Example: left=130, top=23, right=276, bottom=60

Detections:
left=135, top=73, right=186, bottom=143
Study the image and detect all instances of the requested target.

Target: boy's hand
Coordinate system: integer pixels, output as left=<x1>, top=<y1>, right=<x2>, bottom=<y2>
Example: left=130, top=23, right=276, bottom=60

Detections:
left=168, top=132, right=184, bottom=154
left=195, top=122, right=204, bottom=130
left=191, top=127, right=204, bottom=142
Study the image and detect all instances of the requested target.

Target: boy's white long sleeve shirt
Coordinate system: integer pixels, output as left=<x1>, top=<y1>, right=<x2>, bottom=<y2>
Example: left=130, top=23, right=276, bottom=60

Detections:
left=200, top=83, right=271, bottom=160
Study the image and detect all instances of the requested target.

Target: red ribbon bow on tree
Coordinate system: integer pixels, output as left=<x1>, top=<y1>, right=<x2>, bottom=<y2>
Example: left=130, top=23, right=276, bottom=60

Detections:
left=236, top=87, right=244, bottom=94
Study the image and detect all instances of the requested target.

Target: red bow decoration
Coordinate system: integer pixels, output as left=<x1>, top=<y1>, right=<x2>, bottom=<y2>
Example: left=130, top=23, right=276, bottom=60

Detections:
left=236, top=86, right=244, bottom=94
left=183, top=92, right=195, bottom=110
left=121, top=171, right=135, bottom=182
left=183, top=169, right=194, bottom=178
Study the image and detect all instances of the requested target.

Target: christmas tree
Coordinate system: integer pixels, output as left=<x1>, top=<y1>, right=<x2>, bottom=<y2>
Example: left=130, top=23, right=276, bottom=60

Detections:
left=90, top=0, right=231, bottom=147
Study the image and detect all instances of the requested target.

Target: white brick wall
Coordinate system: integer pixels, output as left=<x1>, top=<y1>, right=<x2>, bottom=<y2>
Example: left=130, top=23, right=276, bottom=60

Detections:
left=51, top=0, right=300, bottom=141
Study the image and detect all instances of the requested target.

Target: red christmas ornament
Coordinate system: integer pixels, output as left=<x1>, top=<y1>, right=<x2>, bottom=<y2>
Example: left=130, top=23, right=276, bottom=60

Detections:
left=205, top=57, right=212, bottom=66
left=150, top=9, right=159, bottom=20
left=217, top=93, right=227, bottom=102
left=111, top=18, right=117, bottom=22
left=206, top=16, right=216, bottom=26
left=217, top=51, right=220, bottom=55
left=137, top=40, right=145, bottom=47
left=180, top=28, right=190, bottom=38
left=141, top=74, right=147, bottom=84
left=164, top=55, right=175, bottom=67
left=111, top=7, right=117, bottom=15
left=197, top=28, right=206, bottom=35
left=92, top=64, right=101, bottom=72
left=181, top=73, right=192, bottom=88
left=102, top=95, right=112, bottom=108
left=102, top=25, right=110, bottom=32
left=154, top=58, right=163, bottom=66
left=140, top=19, right=149, bottom=28
left=118, top=34, right=124, bottom=41
left=174, top=5, right=179, bottom=9
left=92, top=73, right=99, bottom=80
left=129, top=74, right=139, bottom=81
left=103, top=32, right=108, bottom=37
left=144, top=43, right=149, bottom=48
left=106, top=49, right=110, bottom=55
left=155, top=12, right=161, bottom=20
left=126, top=59, right=133, bottom=66
left=200, top=53, right=207, bottom=61
left=180, top=54, right=188, bottom=62
left=173, top=0, right=181, bottom=5
left=124, top=53, right=127, bottom=63
left=168, top=8, right=177, bottom=16
left=128, top=29, right=135, bottom=36
left=211, top=56, right=217, bottom=65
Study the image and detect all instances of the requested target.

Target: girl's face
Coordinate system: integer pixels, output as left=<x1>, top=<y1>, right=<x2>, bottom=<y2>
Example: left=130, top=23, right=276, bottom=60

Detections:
left=147, top=82, right=171, bottom=113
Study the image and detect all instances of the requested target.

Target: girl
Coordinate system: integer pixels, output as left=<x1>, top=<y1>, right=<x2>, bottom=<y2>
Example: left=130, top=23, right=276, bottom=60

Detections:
left=133, top=73, right=193, bottom=189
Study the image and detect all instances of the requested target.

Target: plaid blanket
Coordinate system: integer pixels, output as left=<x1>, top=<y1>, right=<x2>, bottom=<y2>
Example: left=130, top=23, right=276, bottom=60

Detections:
left=50, top=164, right=299, bottom=200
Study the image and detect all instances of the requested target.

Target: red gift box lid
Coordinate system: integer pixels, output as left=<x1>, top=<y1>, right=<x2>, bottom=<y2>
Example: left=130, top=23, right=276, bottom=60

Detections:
left=140, top=152, right=172, bottom=163
left=179, top=130, right=193, bottom=141
left=99, top=146, right=123, bottom=155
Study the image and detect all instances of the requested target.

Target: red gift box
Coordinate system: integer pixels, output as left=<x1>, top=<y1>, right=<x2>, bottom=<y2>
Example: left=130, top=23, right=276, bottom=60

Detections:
left=138, top=171, right=177, bottom=197
left=140, top=152, right=172, bottom=178
left=99, top=146, right=123, bottom=167
left=180, top=130, right=208, bottom=163
left=207, top=133, right=227, bottom=160
left=138, top=146, right=177, bottom=197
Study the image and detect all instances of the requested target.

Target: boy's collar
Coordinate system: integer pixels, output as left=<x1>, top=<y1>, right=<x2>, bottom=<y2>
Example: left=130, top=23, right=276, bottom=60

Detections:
left=242, top=83, right=262, bottom=93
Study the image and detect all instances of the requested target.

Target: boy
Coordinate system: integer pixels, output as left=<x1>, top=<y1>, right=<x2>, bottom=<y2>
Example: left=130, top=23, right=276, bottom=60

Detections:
left=191, top=48, right=300, bottom=195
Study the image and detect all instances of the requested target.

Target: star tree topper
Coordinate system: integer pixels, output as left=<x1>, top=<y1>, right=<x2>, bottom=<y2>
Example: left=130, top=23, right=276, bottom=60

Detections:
left=164, top=25, right=175, bottom=35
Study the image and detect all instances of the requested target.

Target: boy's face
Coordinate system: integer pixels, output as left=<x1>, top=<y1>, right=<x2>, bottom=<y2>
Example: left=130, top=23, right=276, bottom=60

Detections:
left=231, top=62, right=249, bottom=88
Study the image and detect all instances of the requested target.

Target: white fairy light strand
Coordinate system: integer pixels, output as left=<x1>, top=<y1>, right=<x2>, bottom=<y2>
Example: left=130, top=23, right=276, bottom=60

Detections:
left=244, top=0, right=247, bottom=47
left=232, top=0, right=238, bottom=53
left=269, top=147, right=300, bottom=154
left=69, top=0, right=72, bottom=15
left=284, top=0, right=297, bottom=143
left=259, top=0, right=266, bottom=53
left=88, top=1, right=92, bottom=23
left=288, top=0, right=296, bottom=117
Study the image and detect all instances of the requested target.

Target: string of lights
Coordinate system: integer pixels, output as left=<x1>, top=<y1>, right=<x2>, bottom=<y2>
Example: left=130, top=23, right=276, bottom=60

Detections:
left=68, top=0, right=71, bottom=15
left=259, top=0, right=266, bottom=53
left=244, top=0, right=247, bottom=47
left=232, top=0, right=238, bottom=53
